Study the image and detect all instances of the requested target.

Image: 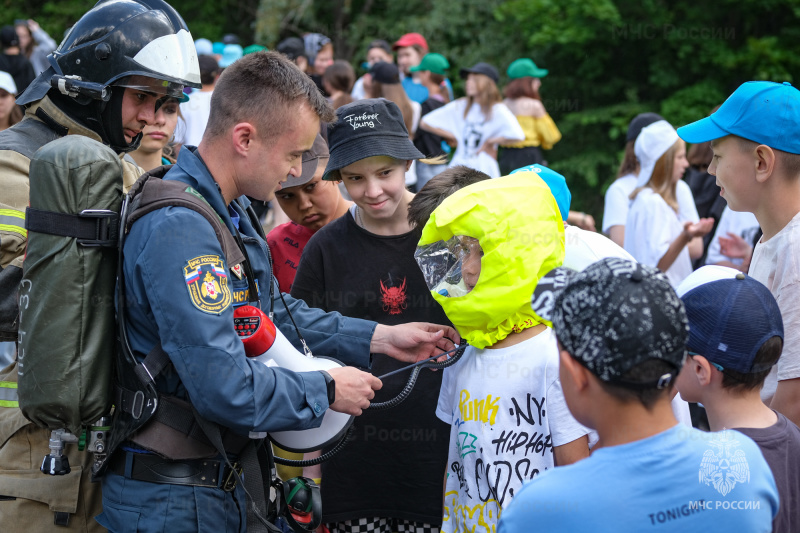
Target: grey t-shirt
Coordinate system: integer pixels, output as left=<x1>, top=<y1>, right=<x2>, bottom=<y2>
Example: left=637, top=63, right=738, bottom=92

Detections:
left=736, top=411, right=800, bottom=533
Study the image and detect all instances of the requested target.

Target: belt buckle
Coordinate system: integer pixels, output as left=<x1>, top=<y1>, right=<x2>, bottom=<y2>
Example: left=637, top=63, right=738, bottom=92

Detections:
left=223, top=462, right=242, bottom=492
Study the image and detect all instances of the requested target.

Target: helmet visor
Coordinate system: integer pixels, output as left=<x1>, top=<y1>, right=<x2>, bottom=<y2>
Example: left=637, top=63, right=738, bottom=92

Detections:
left=415, top=235, right=483, bottom=298
left=114, top=75, right=189, bottom=102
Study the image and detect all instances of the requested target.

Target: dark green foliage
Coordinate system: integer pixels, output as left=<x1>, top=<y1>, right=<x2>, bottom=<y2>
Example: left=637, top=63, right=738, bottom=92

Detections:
left=11, top=0, right=800, bottom=220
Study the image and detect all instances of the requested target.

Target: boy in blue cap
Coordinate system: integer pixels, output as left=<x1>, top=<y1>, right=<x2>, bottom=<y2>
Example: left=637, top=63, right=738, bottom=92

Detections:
left=675, top=265, right=800, bottom=533
left=678, top=81, right=800, bottom=425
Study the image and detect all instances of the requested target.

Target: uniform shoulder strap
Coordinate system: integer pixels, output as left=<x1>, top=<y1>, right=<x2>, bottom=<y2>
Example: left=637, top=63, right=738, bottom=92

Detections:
left=124, top=165, right=246, bottom=268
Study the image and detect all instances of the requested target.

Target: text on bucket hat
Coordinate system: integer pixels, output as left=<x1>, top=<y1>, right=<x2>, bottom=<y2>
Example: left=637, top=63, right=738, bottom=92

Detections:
left=510, top=164, right=570, bottom=221
left=392, top=33, right=428, bottom=52
left=460, top=62, right=499, bottom=84
left=507, top=58, right=548, bottom=80
left=676, top=266, right=784, bottom=374
left=677, top=81, right=800, bottom=155
left=550, top=258, right=689, bottom=389
left=323, top=98, right=424, bottom=180
left=634, top=120, right=679, bottom=188
left=410, top=53, right=450, bottom=76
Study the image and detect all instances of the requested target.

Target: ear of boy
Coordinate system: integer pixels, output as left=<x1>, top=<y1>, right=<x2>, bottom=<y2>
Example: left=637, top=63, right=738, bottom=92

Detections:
left=753, top=144, right=778, bottom=184
left=691, top=355, right=716, bottom=388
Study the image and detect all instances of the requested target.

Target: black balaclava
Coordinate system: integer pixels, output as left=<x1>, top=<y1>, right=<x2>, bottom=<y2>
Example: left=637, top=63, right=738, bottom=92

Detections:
left=47, top=84, right=143, bottom=154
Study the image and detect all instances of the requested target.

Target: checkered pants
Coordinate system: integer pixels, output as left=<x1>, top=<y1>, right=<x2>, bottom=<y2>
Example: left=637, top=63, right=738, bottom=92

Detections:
left=327, top=517, right=439, bottom=533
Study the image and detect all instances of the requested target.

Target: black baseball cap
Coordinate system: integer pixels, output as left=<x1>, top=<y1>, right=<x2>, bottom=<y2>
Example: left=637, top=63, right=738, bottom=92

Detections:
left=0, top=26, right=19, bottom=48
left=460, top=62, right=499, bottom=84
left=548, top=258, right=689, bottom=389
left=626, top=112, right=664, bottom=143
left=323, top=98, right=424, bottom=180
left=282, top=134, right=330, bottom=189
left=276, top=37, right=306, bottom=61
left=369, top=61, right=400, bottom=84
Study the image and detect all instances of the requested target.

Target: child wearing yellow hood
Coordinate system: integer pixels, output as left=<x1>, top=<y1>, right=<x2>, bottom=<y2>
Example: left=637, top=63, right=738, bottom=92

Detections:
left=415, top=170, right=591, bottom=533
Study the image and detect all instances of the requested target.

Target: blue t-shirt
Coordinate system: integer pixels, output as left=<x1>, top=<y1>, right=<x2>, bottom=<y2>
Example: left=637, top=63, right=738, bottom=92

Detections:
left=402, top=76, right=429, bottom=104
left=499, top=424, right=778, bottom=533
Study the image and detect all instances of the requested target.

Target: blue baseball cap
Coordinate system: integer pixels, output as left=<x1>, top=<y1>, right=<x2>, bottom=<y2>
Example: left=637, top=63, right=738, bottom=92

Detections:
left=676, top=266, right=784, bottom=374
left=511, top=164, right=571, bottom=221
left=677, top=81, right=800, bottom=155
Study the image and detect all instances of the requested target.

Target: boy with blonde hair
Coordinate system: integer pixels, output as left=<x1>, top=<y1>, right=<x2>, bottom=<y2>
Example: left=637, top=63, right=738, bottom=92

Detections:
left=678, top=81, right=800, bottom=423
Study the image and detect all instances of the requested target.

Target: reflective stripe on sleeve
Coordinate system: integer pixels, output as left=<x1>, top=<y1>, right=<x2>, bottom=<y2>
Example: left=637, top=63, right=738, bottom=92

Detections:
left=0, top=381, right=18, bottom=407
left=0, top=209, right=26, bottom=238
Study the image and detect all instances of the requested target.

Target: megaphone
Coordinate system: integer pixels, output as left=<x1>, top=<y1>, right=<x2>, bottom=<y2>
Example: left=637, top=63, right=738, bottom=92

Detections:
left=234, top=305, right=353, bottom=453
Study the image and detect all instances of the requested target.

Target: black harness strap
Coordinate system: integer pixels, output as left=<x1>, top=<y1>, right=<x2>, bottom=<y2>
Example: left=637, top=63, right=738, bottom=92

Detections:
left=25, top=207, right=119, bottom=246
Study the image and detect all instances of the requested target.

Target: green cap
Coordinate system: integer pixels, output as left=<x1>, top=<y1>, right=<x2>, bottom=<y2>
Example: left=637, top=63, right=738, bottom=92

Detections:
left=243, top=44, right=267, bottom=55
left=410, top=53, right=450, bottom=75
left=507, top=58, right=548, bottom=79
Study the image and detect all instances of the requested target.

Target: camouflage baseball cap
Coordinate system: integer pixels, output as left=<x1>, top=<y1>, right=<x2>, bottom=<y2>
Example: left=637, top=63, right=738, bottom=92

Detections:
left=549, top=258, right=689, bottom=389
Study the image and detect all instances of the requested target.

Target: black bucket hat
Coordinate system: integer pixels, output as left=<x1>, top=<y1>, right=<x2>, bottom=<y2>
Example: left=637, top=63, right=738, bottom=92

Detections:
left=323, top=98, right=424, bottom=180
left=459, top=62, right=499, bottom=84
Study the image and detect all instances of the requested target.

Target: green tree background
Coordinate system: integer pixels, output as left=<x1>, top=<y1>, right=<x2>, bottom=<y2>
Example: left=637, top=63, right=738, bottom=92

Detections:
left=7, top=0, right=800, bottom=219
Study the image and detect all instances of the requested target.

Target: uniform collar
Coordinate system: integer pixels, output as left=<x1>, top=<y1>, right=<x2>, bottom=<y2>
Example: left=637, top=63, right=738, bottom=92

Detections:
left=170, top=145, right=253, bottom=235
left=26, top=96, right=104, bottom=142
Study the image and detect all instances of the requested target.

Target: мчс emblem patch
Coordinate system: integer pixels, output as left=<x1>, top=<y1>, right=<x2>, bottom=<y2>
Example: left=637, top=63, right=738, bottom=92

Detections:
left=184, top=255, right=232, bottom=314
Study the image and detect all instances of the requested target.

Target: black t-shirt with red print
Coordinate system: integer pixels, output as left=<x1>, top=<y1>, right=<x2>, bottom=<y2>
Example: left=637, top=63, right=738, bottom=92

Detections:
left=291, top=211, right=451, bottom=525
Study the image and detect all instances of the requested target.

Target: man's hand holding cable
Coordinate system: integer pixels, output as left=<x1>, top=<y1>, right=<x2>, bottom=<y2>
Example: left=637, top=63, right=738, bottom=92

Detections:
left=326, top=367, right=382, bottom=416
left=371, top=323, right=461, bottom=363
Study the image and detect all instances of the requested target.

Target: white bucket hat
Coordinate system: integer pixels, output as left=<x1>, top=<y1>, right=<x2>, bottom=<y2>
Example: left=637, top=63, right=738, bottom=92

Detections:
left=634, top=120, right=679, bottom=188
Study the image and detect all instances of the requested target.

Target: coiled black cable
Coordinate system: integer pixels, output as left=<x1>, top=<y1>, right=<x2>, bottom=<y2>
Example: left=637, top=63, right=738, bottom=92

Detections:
left=273, top=340, right=468, bottom=466
left=273, top=425, right=354, bottom=467
left=368, top=340, right=468, bottom=410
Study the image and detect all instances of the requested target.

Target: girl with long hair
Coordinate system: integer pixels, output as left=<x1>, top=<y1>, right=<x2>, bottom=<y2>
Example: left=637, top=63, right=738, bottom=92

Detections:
left=498, top=59, right=561, bottom=174
left=624, top=120, right=714, bottom=286
left=420, top=62, right=523, bottom=177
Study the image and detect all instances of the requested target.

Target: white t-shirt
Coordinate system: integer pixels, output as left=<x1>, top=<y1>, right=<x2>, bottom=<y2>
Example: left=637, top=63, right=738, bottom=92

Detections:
left=178, top=90, right=214, bottom=147
left=422, top=99, right=524, bottom=177
left=749, top=211, right=800, bottom=400
left=602, top=174, right=637, bottom=233
left=351, top=76, right=366, bottom=100
left=706, top=207, right=759, bottom=266
left=436, top=328, right=590, bottom=533
left=603, top=177, right=698, bottom=233
left=624, top=188, right=695, bottom=287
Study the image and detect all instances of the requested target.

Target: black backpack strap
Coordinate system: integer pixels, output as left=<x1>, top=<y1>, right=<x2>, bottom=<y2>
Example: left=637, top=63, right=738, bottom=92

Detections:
left=25, top=207, right=119, bottom=247
left=190, top=404, right=282, bottom=533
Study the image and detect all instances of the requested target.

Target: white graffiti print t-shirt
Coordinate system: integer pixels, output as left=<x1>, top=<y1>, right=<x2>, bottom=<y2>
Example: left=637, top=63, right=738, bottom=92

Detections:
left=436, top=328, right=589, bottom=533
